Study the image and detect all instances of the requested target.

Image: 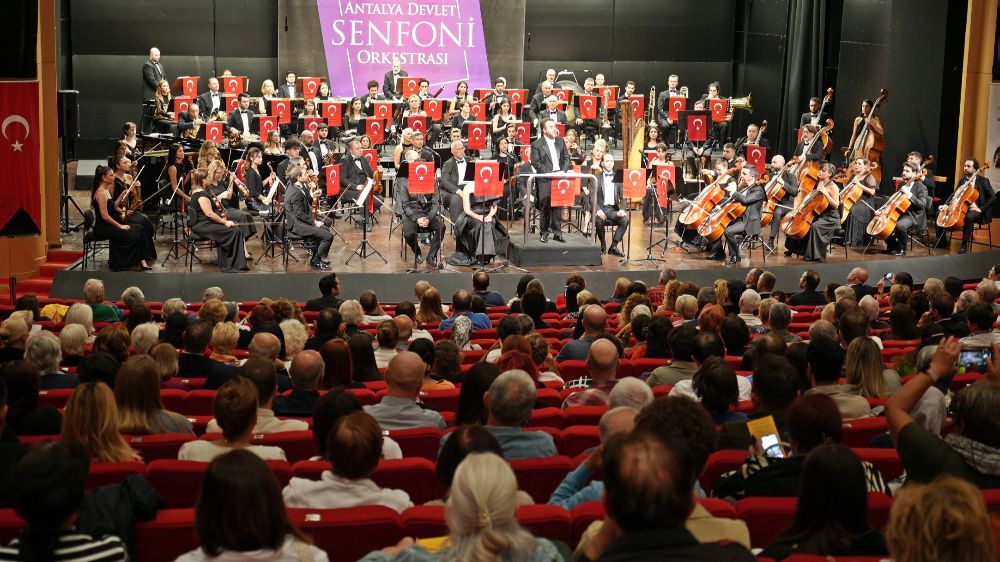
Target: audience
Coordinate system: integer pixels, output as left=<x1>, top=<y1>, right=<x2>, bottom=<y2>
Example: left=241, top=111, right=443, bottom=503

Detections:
left=273, top=350, right=324, bottom=417
left=647, top=325, right=698, bottom=387
left=804, top=337, right=870, bottom=419
left=548, top=406, right=636, bottom=509
left=788, top=269, right=825, bottom=306
left=364, top=351, right=446, bottom=430
left=562, top=339, right=619, bottom=408
left=114, top=355, right=193, bottom=434
left=304, top=272, right=342, bottom=312
left=438, top=289, right=491, bottom=331
left=373, top=319, right=399, bottom=368
left=607, top=377, right=653, bottom=410
left=476, top=370, right=557, bottom=460
left=181, top=320, right=240, bottom=390
left=62, top=382, right=139, bottom=463
left=472, top=271, right=505, bottom=306
left=181, top=376, right=288, bottom=461
left=556, top=305, right=607, bottom=361
left=717, top=354, right=799, bottom=449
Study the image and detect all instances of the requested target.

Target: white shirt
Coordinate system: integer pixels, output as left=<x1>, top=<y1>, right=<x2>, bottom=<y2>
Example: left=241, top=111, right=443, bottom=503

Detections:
left=210, top=92, right=220, bottom=111
left=409, top=328, right=433, bottom=342
left=308, top=149, right=319, bottom=171
left=175, top=536, right=329, bottom=562
left=602, top=173, right=615, bottom=206
left=240, top=112, right=250, bottom=133
left=363, top=313, right=393, bottom=324
left=178, top=440, right=287, bottom=462
left=545, top=137, right=560, bottom=172
left=669, top=376, right=752, bottom=402
left=282, top=471, right=413, bottom=512
left=374, top=346, right=398, bottom=369
left=455, top=159, right=468, bottom=185
left=206, top=408, right=308, bottom=435
left=287, top=85, right=296, bottom=98
left=808, top=113, right=820, bottom=125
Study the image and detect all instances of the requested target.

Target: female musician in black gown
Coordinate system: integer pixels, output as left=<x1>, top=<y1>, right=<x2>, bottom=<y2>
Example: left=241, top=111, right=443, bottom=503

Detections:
left=243, top=147, right=274, bottom=213
left=188, top=169, right=248, bottom=273
left=163, top=144, right=191, bottom=212
left=346, top=97, right=365, bottom=133
left=447, top=81, right=471, bottom=121
left=842, top=157, right=878, bottom=246
left=204, top=160, right=256, bottom=257
left=112, top=156, right=157, bottom=259
left=802, top=161, right=841, bottom=262
left=91, top=166, right=154, bottom=271
left=643, top=142, right=671, bottom=225
left=453, top=184, right=508, bottom=265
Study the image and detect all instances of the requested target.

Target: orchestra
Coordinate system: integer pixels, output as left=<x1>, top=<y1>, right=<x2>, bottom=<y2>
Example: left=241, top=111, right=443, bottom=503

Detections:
left=113, top=56, right=979, bottom=275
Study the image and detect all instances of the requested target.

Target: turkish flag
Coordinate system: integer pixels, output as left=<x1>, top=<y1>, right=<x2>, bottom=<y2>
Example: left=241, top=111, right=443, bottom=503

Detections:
left=508, top=89, right=527, bottom=106
left=623, top=169, right=647, bottom=198
left=645, top=150, right=657, bottom=164
left=628, top=95, right=645, bottom=119
left=568, top=164, right=582, bottom=193
left=551, top=178, right=577, bottom=207
left=271, top=99, right=291, bottom=124
left=709, top=99, right=729, bottom=123
left=554, top=123, right=566, bottom=138
left=553, top=89, right=570, bottom=103
left=409, top=161, right=435, bottom=194
left=474, top=161, right=502, bottom=197
left=514, top=122, right=531, bottom=144
left=746, top=146, right=768, bottom=175
left=301, top=77, right=321, bottom=100
left=172, top=97, right=192, bottom=123
left=473, top=88, right=492, bottom=101
left=796, top=128, right=803, bottom=143
left=322, top=102, right=343, bottom=126
left=655, top=164, right=676, bottom=201
left=365, top=118, right=385, bottom=145
left=303, top=117, right=323, bottom=135
left=688, top=114, right=707, bottom=142
left=205, top=122, right=224, bottom=144
left=466, top=122, right=488, bottom=150
left=373, top=101, right=393, bottom=121
left=224, top=94, right=238, bottom=114
left=469, top=102, right=486, bottom=121
left=577, top=95, right=598, bottom=120
left=258, top=115, right=278, bottom=138
left=324, top=165, right=340, bottom=196
left=423, top=98, right=443, bottom=121
left=596, top=86, right=618, bottom=109
left=668, top=96, right=686, bottom=121
left=222, top=76, right=245, bottom=95
left=181, top=76, right=198, bottom=99
left=406, top=115, right=428, bottom=135
left=361, top=149, right=379, bottom=170
left=520, top=145, right=531, bottom=163
left=402, top=77, right=420, bottom=98
left=0, top=81, right=40, bottom=233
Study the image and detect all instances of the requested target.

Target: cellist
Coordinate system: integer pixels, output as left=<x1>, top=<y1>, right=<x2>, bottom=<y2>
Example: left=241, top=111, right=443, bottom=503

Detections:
left=705, top=165, right=765, bottom=263
left=939, top=158, right=995, bottom=253
left=801, top=162, right=841, bottom=263
left=885, top=162, right=929, bottom=256
left=676, top=158, right=736, bottom=249
left=842, top=157, right=879, bottom=246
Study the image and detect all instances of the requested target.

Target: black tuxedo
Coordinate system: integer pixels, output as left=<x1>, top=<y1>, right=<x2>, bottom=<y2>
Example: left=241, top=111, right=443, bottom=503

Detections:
left=528, top=93, right=548, bottom=122
left=226, top=109, right=254, bottom=135
left=382, top=70, right=409, bottom=99
left=951, top=175, right=996, bottom=245
left=362, top=93, right=386, bottom=116
left=734, top=137, right=770, bottom=156
left=887, top=181, right=929, bottom=253
left=799, top=111, right=830, bottom=128
left=400, top=180, right=445, bottom=259
left=592, top=172, right=628, bottom=249
left=286, top=182, right=333, bottom=260
left=483, top=91, right=510, bottom=116
left=708, top=183, right=766, bottom=258
left=793, top=140, right=824, bottom=162
left=530, top=135, right=572, bottom=236
left=177, top=111, right=200, bottom=136
left=141, top=59, right=165, bottom=101
left=439, top=156, right=470, bottom=224
left=198, top=91, right=224, bottom=118
left=538, top=110, right=567, bottom=128
left=768, top=169, right=800, bottom=242
left=339, top=153, right=375, bottom=205
left=277, top=83, right=298, bottom=99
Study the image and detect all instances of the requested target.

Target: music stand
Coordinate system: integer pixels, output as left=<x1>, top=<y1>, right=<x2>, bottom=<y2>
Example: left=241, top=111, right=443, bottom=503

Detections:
left=345, top=179, right=387, bottom=265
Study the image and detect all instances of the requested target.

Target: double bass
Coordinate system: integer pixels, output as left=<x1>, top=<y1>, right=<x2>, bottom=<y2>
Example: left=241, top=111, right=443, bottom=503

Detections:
left=678, top=164, right=741, bottom=227
left=937, top=161, right=990, bottom=230
left=839, top=162, right=879, bottom=224
left=843, top=89, right=888, bottom=183
left=697, top=173, right=768, bottom=242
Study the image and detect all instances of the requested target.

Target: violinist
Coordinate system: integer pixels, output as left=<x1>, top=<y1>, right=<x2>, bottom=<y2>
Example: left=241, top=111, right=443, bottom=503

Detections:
left=242, top=147, right=273, bottom=213
left=286, top=164, right=333, bottom=270
left=346, top=97, right=366, bottom=131
left=794, top=125, right=824, bottom=162
left=204, top=160, right=256, bottom=256
left=339, top=140, right=377, bottom=224
left=573, top=77, right=602, bottom=138
left=163, top=143, right=191, bottom=211
left=263, top=130, right=283, bottom=156
left=196, top=141, right=220, bottom=171
left=940, top=158, right=995, bottom=253
left=884, top=161, right=928, bottom=256
left=564, top=129, right=584, bottom=165
left=152, top=80, right=173, bottom=133
left=399, top=150, right=445, bottom=267
left=363, top=80, right=386, bottom=116
left=188, top=169, right=249, bottom=273
left=314, top=123, right=336, bottom=165
left=491, top=99, right=517, bottom=147
left=842, top=157, right=879, bottom=246
left=91, top=165, right=155, bottom=271
left=642, top=142, right=671, bottom=226
left=705, top=165, right=765, bottom=263
left=483, top=78, right=510, bottom=119
left=447, top=81, right=472, bottom=120
left=593, top=154, right=629, bottom=257
left=112, top=156, right=156, bottom=244
left=299, top=130, right=321, bottom=175
left=800, top=162, right=840, bottom=263
left=765, top=155, right=799, bottom=248
left=119, top=122, right=139, bottom=160
left=734, top=123, right=770, bottom=156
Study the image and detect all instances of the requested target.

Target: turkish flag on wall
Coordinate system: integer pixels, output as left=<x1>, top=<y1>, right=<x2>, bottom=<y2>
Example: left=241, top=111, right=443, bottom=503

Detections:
left=551, top=178, right=577, bottom=207
left=409, top=161, right=435, bottom=194
left=709, top=99, right=729, bottom=123
left=0, top=81, right=41, bottom=234
left=688, top=114, right=707, bottom=142
left=402, top=77, right=420, bottom=98
left=474, top=161, right=502, bottom=197
left=322, top=102, right=343, bottom=126
left=466, top=122, right=488, bottom=150
left=258, top=115, right=278, bottom=138
left=577, top=95, right=598, bottom=120
left=746, top=146, right=768, bottom=175
left=423, top=99, right=443, bottom=121
left=271, top=99, right=291, bottom=124
left=655, top=164, right=676, bottom=201
left=366, top=118, right=385, bottom=145
left=514, top=122, right=531, bottom=144
left=623, top=169, right=647, bottom=198
left=324, top=165, right=340, bottom=196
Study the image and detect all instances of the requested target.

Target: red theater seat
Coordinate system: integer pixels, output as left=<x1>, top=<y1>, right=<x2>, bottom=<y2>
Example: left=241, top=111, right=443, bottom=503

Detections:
left=388, top=427, right=443, bottom=461
left=148, top=459, right=292, bottom=508
left=528, top=407, right=565, bottom=430
left=126, top=433, right=196, bottom=461
left=841, top=417, right=888, bottom=448
left=135, top=509, right=200, bottom=562
left=563, top=405, right=606, bottom=426
left=511, top=456, right=574, bottom=503
left=700, top=449, right=748, bottom=491
left=736, top=492, right=892, bottom=548
left=184, top=389, right=217, bottom=416
left=289, top=506, right=404, bottom=561
left=560, top=425, right=600, bottom=458
left=87, top=461, right=146, bottom=489
left=570, top=500, right=605, bottom=547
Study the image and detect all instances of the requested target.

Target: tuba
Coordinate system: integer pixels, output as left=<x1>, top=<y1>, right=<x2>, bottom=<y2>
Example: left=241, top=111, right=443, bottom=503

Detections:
left=726, top=94, right=752, bottom=121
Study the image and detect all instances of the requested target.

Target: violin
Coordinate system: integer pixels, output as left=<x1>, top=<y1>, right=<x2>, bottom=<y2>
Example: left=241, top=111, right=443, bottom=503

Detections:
left=937, top=161, right=990, bottom=230
left=781, top=180, right=834, bottom=239
left=113, top=165, right=146, bottom=220
left=839, top=162, right=878, bottom=225
left=697, top=174, right=767, bottom=242
left=678, top=163, right=742, bottom=227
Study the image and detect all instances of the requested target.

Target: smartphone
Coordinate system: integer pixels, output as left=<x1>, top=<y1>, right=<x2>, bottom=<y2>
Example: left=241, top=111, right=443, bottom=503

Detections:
left=761, top=433, right=785, bottom=459
left=746, top=415, right=786, bottom=458
left=958, top=346, right=992, bottom=372
left=883, top=272, right=894, bottom=282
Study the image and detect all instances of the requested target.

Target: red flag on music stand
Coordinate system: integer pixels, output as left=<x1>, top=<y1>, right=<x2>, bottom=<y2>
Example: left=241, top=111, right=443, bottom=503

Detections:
left=322, top=102, right=343, bottom=126
left=553, top=89, right=570, bottom=103
left=709, top=99, right=729, bottom=123
left=628, top=95, right=645, bottom=119
left=406, top=115, right=428, bottom=135
left=796, top=128, right=803, bottom=143
left=303, top=117, right=323, bottom=135
left=365, top=118, right=385, bottom=145
left=520, top=145, right=531, bottom=163
left=473, top=88, right=492, bottom=101
left=181, top=76, right=198, bottom=99
left=410, top=161, right=435, bottom=194
left=508, top=89, right=527, bottom=106
left=361, top=149, right=378, bottom=170
left=466, top=122, right=488, bottom=150
left=469, top=102, right=486, bottom=121
left=401, top=77, right=420, bottom=98
left=271, top=99, right=291, bottom=124
left=655, top=164, right=676, bottom=201
left=688, top=114, right=708, bottom=142
left=596, top=86, right=618, bottom=109
left=300, top=77, right=321, bottom=100
left=668, top=96, right=686, bottom=121
left=222, top=76, right=245, bottom=95
left=514, top=122, right=531, bottom=144
left=324, top=165, right=340, bottom=196
left=224, top=94, right=238, bottom=114
left=258, top=115, right=278, bottom=138
left=554, top=123, right=566, bottom=138
left=172, top=97, right=192, bottom=123
left=623, top=169, right=647, bottom=198
left=423, top=98, right=443, bottom=121
left=567, top=164, right=582, bottom=193
left=373, top=102, right=392, bottom=121
left=205, top=122, right=224, bottom=144
left=644, top=150, right=657, bottom=164
left=577, top=95, right=598, bottom=120
left=551, top=178, right=577, bottom=207
left=474, top=161, right=502, bottom=198
left=746, top=146, right=767, bottom=175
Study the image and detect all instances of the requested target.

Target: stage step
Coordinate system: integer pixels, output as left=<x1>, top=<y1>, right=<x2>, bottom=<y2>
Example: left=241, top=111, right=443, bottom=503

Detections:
left=509, top=232, right=603, bottom=267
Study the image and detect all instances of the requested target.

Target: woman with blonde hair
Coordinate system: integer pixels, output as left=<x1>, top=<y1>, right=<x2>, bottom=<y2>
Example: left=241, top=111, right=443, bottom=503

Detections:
left=661, top=279, right=682, bottom=312
left=843, top=337, right=900, bottom=398
left=149, top=342, right=186, bottom=390
left=209, top=322, right=240, bottom=365
left=62, top=382, right=140, bottom=463
left=713, top=279, right=729, bottom=307
left=416, top=288, right=447, bottom=324
left=0, top=314, right=31, bottom=363
left=885, top=475, right=994, bottom=562
left=359, top=452, right=561, bottom=561
left=608, top=277, right=630, bottom=304
left=115, top=355, right=192, bottom=434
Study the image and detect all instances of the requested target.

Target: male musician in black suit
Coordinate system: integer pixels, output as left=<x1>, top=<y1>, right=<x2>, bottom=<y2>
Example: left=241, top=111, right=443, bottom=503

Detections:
left=766, top=155, right=799, bottom=248
left=483, top=78, right=510, bottom=118
left=411, top=131, right=439, bottom=167
left=339, top=140, right=376, bottom=222
left=574, top=77, right=603, bottom=139
left=656, top=74, right=685, bottom=147
left=276, top=139, right=302, bottom=191
left=530, top=118, right=572, bottom=243
left=363, top=80, right=385, bottom=116
left=225, top=93, right=254, bottom=136
left=885, top=162, right=929, bottom=256
left=383, top=60, right=408, bottom=101
left=793, top=125, right=825, bottom=162
left=400, top=150, right=445, bottom=267
left=277, top=71, right=298, bottom=99
left=537, top=96, right=568, bottom=133
left=906, top=151, right=936, bottom=195
left=593, top=154, right=628, bottom=256
left=439, top=140, right=471, bottom=225
left=706, top=165, right=766, bottom=263
left=733, top=123, right=770, bottom=156
left=535, top=69, right=557, bottom=95
left=299, top=130, right=321, bottom=176
left=529, top=81, right=554, bottom=126
left=941, top=158, right=996, bottom=253
left=141, top=47, right=165, bottom=101
left=285, top=164, right=333, bottom=270
left=177, top=104, right=204, bottom=139
left=197, top=77, right=224, bottom=120
left=799, top=97, right=830, bottom=128
left=617, top=81, right=636, bottom=131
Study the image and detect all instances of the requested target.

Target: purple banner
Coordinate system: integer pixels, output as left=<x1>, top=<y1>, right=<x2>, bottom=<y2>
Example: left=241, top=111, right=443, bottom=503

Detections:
left=317, top=0, right=492, bottom=98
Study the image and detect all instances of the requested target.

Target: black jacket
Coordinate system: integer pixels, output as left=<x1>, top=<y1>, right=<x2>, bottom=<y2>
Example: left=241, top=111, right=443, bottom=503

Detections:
left=179, top=352, right=239, bottom=390
left=78, top=474, right=165, bottom=559
left=304, top=294, right=342, bottom=312
left=592, top=527, right=755, bottom=562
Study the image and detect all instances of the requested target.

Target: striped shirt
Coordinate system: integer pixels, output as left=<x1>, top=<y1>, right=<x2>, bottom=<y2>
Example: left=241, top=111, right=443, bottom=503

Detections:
left=0, top=532, right=127, bottom=561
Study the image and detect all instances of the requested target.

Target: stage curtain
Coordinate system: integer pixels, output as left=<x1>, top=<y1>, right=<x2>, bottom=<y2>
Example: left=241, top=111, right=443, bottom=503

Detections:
left=780, top=0, right=828, bottom=152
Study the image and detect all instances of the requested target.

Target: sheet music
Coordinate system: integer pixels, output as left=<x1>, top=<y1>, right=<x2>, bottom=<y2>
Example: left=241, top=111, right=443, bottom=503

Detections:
left=355, top=178, right=374, bottom=206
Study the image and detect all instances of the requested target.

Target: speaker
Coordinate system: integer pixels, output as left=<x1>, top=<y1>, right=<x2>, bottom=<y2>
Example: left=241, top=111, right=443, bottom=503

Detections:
left=57, top=90, right=79, bottom=139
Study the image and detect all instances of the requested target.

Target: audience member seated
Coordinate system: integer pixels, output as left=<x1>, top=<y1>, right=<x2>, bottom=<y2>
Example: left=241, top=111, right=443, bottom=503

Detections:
left=83, top=278, right=125, bottom=322
left=246, top=332, right=292, bottom=391
left=283, top=411, right=413, bottom=512
left=646, top=325, right=698, bottom=387
left=556, top=304, right=607, bottom=362
left=312, top=389, right=401, bottom=461
left=1, top=361, right=60, bottom=437
left=208, top=322, right=240, bottom=366
left=62, top=382, right=140, bottom=463
left=843, top=336, right=900, bottom=399
left=279, top=319, right=308, bottom=364
left=766, top=302, right=801, bottom=343
left=455, top=363, right=501, bottom=425
left=306, top=309, right=344, bottom=352
left=669, top=332, right=750, bottom=401
left=427, top=340, right=459, bottom=388
left=803, top=337, right=870, bottom=419
left=607, top=377, right=653, bottom=410
left=374, top=320, right=400, bottom=369
left=720, top=317, right=751, bottom=357
left=562, top=339, right=620, bottom=409
left=689, top=357, right=747, bottom=424
left=521, top=290, right=552, bottom=330
left=549, top=407, right=636, bottom=509
left=130, top=322, right=159, bottom=356
left=317, top=338, right=361, bottom=389
left=438, top=290, right=491, bottom=331
left=432, top=424, right=530, bottom=507
left=737, top=290, right=762, bottom=326
left=472, top=271, right=506, bottom=306
left=349, top=333, right=382, bottom=382
left=150, top=343, right=186, bottom=390
left=58, top=324, right=88, bottom=369
left=25, top=331, right=77, bottom=389
left=0, top=314, right=29, bottom=364
left=273, top=350, right=324, bottom=417
left=760, top=444, right=888, bottom=559
left=180, top=320, right=240, bottom=390
left=91, top=325, right=131, bottom=366
left=787, top=269, right=826, bottom=306
left=960, top=301, right=1000, bottom=347
left=717, top=354, right=799, bottom=449
left=460, top=370, right=558, bottom=460
left=339, top=300, right=370, bottom=340
left=184, top=378, right=288, bottom=461
left=364, top=351, right=446, bottom=430
left=206, top=359, right=307, bottom=435
left=64, top=302, right=95, bottom=341
left=176, top=449, right=328, bottom=562
left=360, top=290, right=393, bottom=324
left=115, top=355, right=193, bottom=434
left=415, top=287, right=447, bottom=324
left=358, top=452, right=562, bottom=562
left=304, top=272, right=343, bottom=312
left=526, top=333, right=564, bottom=385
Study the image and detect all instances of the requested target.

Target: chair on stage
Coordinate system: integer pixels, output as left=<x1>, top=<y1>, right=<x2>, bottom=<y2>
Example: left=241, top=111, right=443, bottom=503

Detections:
left=80, top=208, right=110, bottom=270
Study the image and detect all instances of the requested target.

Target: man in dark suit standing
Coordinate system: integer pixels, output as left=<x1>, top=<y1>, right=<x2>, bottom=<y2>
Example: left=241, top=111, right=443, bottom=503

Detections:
left=277, top=71, right=298, bottom=99
left=706, top=165, right=765, bottom=263
left=141, top=47, right=164, bottom=101
left=225, top=93, right=254, bottom=135
left=530, top=118, right=571, bottom=243
left=382, top=60, right=408, bottom=101
left=439, top=140, right=470, bottom=225
left=537, top=97, right=568, bottom=132
left=593, top=154, right=628, bottom=256
left=285, top=164, right=333, bottom=270
left=197, top=77, right=224, bottom=120
left=847, top=267, right=877, bottom=301
left=799, top=97, right=830, bottom=128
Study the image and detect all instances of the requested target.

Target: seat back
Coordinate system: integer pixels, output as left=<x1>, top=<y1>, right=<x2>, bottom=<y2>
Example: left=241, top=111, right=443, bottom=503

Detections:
left=527, top=407, right=564, bottom=430
left=417, top=389, right=460, bottom=413
left=371, top=458, right=443, bottom=505
left=700, top=449, right=749, bottom=492
left=87, top=461, right=147, bottom=489
left=184, top=389, right=217, bottom=416
left=135, top=509, right=199, bottom=562
left=250, top=430, right=315, bottom=463
left=563, top=405, right=607, bottom=426
left=841, top=417, right=889, bottom=448
left=510, top=456, right=574, bottom=503
left=148, top=459, right=292, bottom=508
left=37, top=388, right=74, bottom=409
left=560, top=425, right=600, bottom=458
left=570, top=500, right=605, bottom=548
left=126, top=433, right=197, bottom=462
left=289, top=506, right=404, bottom=562
left=388, top=427, right=443, bottom=461
left=160, top=389, right=187, bottom=413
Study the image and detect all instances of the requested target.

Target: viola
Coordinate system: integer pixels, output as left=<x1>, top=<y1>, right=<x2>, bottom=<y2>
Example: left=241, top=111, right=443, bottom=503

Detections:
left=839, top=162, right=878, bottom=225
left=678, top=164, right=742, bottom=227
left=781, top=181, right=834, bottom=239
left=937, top=161, right=990, bottom=230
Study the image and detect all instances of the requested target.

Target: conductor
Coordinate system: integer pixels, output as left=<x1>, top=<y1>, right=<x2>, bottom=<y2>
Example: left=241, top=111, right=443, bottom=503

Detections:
left=530, top=118, right=571, bottom=243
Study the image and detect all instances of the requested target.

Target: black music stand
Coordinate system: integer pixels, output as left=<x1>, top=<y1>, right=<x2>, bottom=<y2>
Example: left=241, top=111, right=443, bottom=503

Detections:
left=345, top=181, right=387, bottom=265
left=639, top=174, right=671, bottom=264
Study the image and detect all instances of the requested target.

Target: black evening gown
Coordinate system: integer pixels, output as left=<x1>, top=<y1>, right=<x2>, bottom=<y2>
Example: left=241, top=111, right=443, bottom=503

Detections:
left=207, top=182, right=258, bottom=241
left=113, top=178, right=157, bottom=261
left=454, top=196, right=508, bottom=263
left=804, top=207, right=841, bottom=261
left=189, top=192, right=248, bottom=273
left=91, top=197, right=152, bottom=270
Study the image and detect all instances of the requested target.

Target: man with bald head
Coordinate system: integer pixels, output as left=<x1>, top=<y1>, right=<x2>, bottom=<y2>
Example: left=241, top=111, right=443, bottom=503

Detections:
left=438, top=289, right=491, bottom=331
left=563, top=338, right=620, bottom=408
left=439, top=140, right=470, bottom=224
left=765, top=154, right=799, bottom=247
left=273, top=350, right=324, bottom=417
left=246, top=332, right=292, bottom=392
left=364, top=351, right=446, bottom=430
left=557, top=304, right=608, bottom=361
left=847, top=267, right=876, bottom=301
left=141, top=47, right=164, bottom=101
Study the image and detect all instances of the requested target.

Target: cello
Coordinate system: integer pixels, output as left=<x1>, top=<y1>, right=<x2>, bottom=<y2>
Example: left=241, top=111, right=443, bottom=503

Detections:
left=697, top=172, right=768, bottom=242
left=839, top=162, right=879, bottom=225
left=843, top=89, right=888, bottom=182
left=781, top=179, right=834, bottom=239
left=866, top=156, right=934, bottom=239
left=678, top=164, right=741, bottom=227
left=760, top=161, right=795, bottom=227
left=937, top=161, right=990, bottom=230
